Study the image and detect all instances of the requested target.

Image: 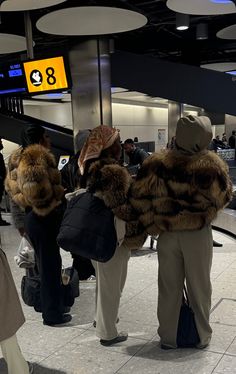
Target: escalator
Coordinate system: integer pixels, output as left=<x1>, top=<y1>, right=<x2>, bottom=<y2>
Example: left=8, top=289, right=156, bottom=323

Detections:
left=0, top=110, right=74, bottom=159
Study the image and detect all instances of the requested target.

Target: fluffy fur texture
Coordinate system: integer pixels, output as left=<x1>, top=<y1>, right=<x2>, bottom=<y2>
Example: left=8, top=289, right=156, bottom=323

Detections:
left=5, top=144, right=64, bottom=216
left=130, top=149, right=232, bottom=234
left=85, top=158, right=147, bottom=249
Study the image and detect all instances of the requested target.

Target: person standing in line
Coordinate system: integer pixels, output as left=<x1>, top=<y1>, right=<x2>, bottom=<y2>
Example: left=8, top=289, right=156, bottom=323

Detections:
left=60, top=129, right=96, bottom=281
left=77, top=125, right=146, bottom=346
left=228, top=130, right=236, bottom=149
left=0, top=139, right=10, bottom=226
left=0, top=247, right=33, bottom=373
left=123, top=138, right=149, bottom=171
left=5, top=125, right=72, bottom=326
left=131, top=115, right=232, bottom=349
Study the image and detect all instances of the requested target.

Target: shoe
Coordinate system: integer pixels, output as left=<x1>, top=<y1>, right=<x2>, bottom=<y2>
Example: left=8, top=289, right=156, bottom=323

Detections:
left=0, top=219, right=10, bottom=226
left=100, top=332, right=128, bottom=346
left=43, top=314, right=72, bottom=326
left=28, top=362, right=34, bottom=374
left=213, top=240, right=223, bottom=247
left=160, top=344, right=175, bottom=350
left=80, top=275, right=96, bottom=282
left=93, top=317, right=119, bottom=328
left=63, top=306, right=71, bottom=313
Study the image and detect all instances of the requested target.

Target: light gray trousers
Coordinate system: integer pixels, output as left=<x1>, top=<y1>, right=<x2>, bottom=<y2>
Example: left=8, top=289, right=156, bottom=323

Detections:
left=92, top=244, right=130, bottom=340
left=1, top=334, right=29, bottom=374
left=157, top=225, right=213, bottom=348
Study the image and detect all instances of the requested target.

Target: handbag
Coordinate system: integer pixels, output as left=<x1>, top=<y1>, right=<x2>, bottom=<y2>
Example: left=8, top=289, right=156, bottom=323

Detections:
left=177, top=285, right=200, bottom=348
left=21, top=266, right=79, bottom=309
left=57, top=191, right=118, bottom=262
left=21, top=267, right=41, bottom=308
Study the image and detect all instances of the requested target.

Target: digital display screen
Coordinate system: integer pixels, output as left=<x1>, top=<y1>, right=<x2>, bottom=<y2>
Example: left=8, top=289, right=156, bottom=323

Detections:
left=0, top=63, right=26, bottom=95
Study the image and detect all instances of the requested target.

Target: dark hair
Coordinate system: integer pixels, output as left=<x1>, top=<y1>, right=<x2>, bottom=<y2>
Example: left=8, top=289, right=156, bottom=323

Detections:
left=134, top=137, right=139, bottom=142
left=21, top=124, right=45, bottom=148
left=232, top=130, right=236, bottom=135
left=124, top=138, right=134, bottom=145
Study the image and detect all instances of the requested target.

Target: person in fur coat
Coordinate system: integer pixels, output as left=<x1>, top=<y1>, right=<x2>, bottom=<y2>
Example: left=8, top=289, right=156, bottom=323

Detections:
left=5, top=125, right=71, bottom=326
left=0, top=247, right=33, bottom=373
left=130, top=115, right=232, bottom=349
left=77, top=125, right=146, bottom=346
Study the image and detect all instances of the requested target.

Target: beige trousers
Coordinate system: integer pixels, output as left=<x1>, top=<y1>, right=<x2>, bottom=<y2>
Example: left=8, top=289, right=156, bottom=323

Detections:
left=1, top=334, right=29, bottom=374
left=92, top=244, right=130, bottom=340
left=157, top=225, right=213, bottom=348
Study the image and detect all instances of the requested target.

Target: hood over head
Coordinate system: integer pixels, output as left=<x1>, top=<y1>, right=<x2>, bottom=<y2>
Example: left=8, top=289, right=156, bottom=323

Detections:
left=175, top=115, right=212, bottom=154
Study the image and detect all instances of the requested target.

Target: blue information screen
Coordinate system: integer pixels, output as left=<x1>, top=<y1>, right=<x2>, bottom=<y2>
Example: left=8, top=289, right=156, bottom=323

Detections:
left=0, top=63, right=26, bottom=95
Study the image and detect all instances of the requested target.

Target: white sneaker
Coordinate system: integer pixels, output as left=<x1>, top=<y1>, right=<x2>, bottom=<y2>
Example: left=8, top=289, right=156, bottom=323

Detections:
left=86, top=275, right=96, bottom=282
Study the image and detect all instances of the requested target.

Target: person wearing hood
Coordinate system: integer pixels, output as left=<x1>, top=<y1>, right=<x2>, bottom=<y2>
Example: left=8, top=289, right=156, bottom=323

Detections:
left=130, top=115, right=232, bottom=349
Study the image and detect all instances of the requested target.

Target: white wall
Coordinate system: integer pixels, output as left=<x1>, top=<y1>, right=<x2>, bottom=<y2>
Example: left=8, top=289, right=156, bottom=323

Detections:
left=24, top=102, right=73, bottom=128
left=112, top=103, right=168, bottom=151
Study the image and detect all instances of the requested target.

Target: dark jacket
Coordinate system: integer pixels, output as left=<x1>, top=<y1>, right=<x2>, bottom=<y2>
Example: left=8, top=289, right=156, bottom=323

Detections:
left=128, top=147, right=149, bottom=166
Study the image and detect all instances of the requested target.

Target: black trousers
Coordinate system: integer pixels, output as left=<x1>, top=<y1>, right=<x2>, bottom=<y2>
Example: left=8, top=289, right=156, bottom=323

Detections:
left=25, top=207, right=64, bottom=322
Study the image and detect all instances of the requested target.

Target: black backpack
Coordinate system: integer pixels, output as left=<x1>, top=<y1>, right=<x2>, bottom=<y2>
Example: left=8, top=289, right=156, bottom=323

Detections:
left=57, top=192, right=118, bottom=262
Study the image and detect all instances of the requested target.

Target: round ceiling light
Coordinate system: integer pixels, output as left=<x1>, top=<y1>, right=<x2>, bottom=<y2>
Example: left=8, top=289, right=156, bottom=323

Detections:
left=201, top=62, right=236, bottom=71
left=217, top=24, right=236, bottom=39
left=36, top=6, right=147, bottom=36
left=0, top=0, right=66, bottom=12
left=167, top=0, right=236, bottom=15
left=0, top=34, right=34, bottom=53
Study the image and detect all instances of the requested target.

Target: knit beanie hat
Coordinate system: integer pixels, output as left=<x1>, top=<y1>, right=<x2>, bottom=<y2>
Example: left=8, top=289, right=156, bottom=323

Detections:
left=175, top=115, right=212, bottom=154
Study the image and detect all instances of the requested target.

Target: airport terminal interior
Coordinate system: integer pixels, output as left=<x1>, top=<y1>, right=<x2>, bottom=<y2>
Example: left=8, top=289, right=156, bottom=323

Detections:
left=2, top=0, right=236, bottom=374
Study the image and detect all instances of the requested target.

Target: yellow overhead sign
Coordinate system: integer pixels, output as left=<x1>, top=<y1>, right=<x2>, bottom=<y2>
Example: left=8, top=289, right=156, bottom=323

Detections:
left=23, top=56, right=69, bottom=94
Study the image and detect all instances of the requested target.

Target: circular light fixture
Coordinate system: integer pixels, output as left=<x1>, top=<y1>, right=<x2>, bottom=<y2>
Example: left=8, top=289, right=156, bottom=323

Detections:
left=217, top=24, right=236, bottom=39
left=0, top=0, right=66, bottom=11
left=0, top=33, right=34, bottom=53
left=210, top=0, right=233, bottom=3
left=176, top=13, right=189, bottom=30
left=167, top=0, right=236, bottom=15
left=201, top=62, right=236, bottom=71
left=36, top=6, right=147, bottom=36
left=196, top=23, right=208, bottom=39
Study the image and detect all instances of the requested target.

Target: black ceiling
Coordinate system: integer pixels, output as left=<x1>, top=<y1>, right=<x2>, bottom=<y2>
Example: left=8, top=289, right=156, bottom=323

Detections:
left=1, top=0, right=236, bottom=67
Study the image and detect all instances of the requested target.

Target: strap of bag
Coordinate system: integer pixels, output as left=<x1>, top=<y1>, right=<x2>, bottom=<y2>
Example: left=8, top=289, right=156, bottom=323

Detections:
left=183, top=284, right=190, bottom=306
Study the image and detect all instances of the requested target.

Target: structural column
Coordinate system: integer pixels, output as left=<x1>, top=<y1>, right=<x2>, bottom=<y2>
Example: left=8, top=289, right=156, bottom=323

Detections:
left=168, top=101, right=183, bottom=143
left=69, top=39, right=112, bottom=152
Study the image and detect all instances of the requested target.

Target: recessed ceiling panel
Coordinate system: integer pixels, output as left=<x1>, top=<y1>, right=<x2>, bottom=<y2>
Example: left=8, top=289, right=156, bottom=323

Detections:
left=167, top=0, right=236, bottom=15
left=0, top=0, right=66, bottom=12
left=0, top=34, right=30, bottom=53
left=36, top=6, right=147, bottom=35
left=201, top=62, right=236, bottom=71
left=217, top=24, right=236, bottom=39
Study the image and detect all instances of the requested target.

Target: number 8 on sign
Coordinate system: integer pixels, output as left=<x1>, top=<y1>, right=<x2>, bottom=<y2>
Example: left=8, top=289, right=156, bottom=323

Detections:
left=23, top=56, right=69, bottom=94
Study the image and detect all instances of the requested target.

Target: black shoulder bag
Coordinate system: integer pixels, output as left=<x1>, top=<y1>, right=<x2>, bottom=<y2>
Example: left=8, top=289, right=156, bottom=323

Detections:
left=57, top=191, right=118, bottom=263
left=177, top=285, right=200, bottom=348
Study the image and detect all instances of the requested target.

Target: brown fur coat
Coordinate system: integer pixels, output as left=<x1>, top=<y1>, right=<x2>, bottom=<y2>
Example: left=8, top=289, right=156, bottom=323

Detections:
left=130, top=149, right=232, bottom=234
left=5, top=144, right=64, bottom=216
left=84, top=158, right=147, bottom=248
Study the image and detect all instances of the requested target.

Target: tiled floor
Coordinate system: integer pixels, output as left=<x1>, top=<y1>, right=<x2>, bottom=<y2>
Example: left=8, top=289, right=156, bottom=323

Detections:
left=1, top=213, right=236, bottom=374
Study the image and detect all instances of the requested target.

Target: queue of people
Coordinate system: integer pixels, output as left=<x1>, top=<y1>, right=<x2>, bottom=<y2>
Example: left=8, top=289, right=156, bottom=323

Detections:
left=0, top=115, right=232, bottom=373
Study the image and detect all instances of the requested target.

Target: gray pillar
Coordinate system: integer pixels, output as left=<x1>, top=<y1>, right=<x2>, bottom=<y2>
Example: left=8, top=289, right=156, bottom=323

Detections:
left=168, top=101, right=183, bottom=143
left=69, top=39, right=112, bottom=152
left=24, top=11, right=34, bottom=59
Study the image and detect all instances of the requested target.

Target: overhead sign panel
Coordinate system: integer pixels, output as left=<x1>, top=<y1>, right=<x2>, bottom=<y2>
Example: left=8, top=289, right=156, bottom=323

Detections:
left=23, top=56, right=69, bottom=94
